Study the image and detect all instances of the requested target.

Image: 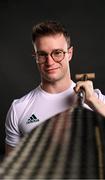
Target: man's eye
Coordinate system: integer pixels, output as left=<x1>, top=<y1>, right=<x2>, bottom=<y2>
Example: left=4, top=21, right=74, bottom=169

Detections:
left=38, top=53, right=47, bottom=56
left=54, top=51, right=62, bottom=55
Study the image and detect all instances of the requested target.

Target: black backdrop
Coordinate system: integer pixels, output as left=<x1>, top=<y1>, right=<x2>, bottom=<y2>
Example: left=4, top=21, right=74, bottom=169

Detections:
left=0, top=0, right=105, bottom=156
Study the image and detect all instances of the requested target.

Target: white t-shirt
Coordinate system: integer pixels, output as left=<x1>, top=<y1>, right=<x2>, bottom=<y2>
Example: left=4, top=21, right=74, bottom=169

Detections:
left=5, top=81, right=105, bottom=147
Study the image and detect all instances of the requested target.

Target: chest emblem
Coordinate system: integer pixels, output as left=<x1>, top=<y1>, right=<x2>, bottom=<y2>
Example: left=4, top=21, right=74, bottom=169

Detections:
left=26, top=114, right=39, bottom=124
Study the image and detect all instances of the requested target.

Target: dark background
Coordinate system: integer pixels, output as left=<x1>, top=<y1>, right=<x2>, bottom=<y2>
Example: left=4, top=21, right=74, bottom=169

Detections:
left=0, top=0, right=105, bottom=157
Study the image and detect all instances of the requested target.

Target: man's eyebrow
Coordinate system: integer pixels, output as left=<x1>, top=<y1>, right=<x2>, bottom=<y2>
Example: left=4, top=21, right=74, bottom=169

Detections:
left=37, top=48, right=64, bottom=54
left=37, top=50, right=48, bottom=54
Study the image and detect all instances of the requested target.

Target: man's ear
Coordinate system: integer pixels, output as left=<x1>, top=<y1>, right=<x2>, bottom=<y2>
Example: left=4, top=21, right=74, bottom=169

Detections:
left=68, top=46, right=73, bottom=62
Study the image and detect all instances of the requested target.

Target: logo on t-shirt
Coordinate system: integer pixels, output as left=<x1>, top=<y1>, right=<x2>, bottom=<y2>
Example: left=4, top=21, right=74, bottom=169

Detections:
left=26, top=114, right=39, bottom=124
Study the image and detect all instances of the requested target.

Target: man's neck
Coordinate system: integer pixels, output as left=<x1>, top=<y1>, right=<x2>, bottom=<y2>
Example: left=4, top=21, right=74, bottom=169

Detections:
left=41, top=79, right=72, bottom=94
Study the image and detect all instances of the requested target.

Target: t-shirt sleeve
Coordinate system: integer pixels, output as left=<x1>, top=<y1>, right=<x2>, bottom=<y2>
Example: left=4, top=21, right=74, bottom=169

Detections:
left=94, top=89, right=105, bottom=103
left=5, top=101, right=21, bottom=147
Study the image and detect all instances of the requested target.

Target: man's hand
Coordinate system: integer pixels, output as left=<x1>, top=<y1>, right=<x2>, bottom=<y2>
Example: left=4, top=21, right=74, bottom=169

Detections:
left=74, top=80, right=105, bottom=117
left=74, top=80, right=95, bottom=103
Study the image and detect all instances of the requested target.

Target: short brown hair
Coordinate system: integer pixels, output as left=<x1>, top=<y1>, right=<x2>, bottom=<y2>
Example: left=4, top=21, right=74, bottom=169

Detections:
left=32, top=20, right=71, bottom=47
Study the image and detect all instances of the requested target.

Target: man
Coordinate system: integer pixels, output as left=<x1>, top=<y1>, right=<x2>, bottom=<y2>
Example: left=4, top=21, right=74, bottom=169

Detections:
left=5, top=20, right=105, bottom=155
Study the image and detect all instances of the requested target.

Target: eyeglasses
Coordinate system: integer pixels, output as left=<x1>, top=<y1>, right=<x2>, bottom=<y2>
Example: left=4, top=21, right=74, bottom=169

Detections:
left=32, top=49, right=68, bottom=64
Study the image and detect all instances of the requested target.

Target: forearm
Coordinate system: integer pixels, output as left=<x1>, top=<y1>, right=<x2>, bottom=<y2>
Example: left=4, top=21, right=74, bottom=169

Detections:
left=86, top=95, right=105, bottom=117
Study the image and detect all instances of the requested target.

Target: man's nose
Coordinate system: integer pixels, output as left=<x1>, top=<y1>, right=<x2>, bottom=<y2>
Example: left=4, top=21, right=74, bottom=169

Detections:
left=45, top=54, right=55, bottom=65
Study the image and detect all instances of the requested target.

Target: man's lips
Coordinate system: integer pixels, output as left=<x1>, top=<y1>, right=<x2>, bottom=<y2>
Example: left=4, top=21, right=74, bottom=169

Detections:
left=45, top=67, right=60, bottom=72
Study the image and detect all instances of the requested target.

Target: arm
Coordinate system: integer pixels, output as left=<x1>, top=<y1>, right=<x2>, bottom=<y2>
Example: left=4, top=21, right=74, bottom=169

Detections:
left=5, top=144, right=15, bottom=156
left=74, top=80, right=105, bottom=117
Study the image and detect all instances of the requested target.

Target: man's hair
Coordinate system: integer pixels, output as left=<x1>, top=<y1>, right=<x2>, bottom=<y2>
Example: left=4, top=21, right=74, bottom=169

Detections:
left=32, top=20, right=71, bottom=47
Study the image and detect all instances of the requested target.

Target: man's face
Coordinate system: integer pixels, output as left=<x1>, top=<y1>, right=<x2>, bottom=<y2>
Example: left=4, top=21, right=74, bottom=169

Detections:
left=33, top=34, right=73, bottom=83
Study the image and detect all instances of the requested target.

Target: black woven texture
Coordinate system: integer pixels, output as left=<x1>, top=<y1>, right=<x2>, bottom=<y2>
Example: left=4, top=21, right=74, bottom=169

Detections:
left=0, top=106, right=105, bottom=179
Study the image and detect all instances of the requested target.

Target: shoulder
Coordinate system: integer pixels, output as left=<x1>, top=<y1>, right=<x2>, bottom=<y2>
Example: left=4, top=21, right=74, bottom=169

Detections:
left=12, top=86, right=40, bottom=107
left=7, top=86, right=41, bottom=117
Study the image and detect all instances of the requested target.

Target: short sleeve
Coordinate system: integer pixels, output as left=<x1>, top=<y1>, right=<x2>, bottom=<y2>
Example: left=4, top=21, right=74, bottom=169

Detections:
left=5, top=101, right=21, bottom=147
